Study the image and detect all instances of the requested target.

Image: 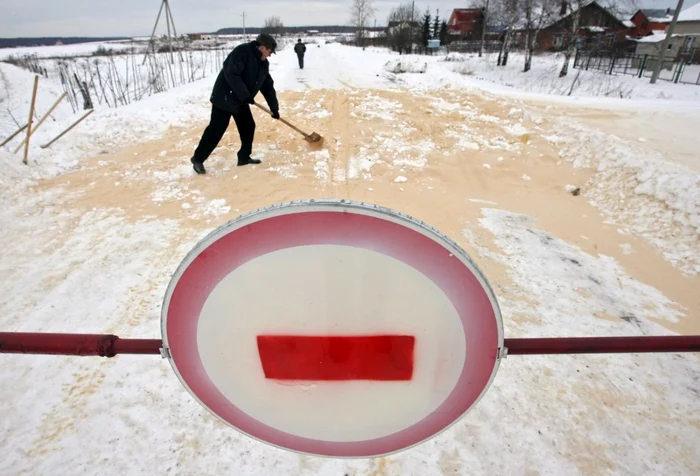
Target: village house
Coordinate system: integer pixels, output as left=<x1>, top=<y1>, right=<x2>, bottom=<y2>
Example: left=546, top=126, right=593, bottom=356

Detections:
left=447, top=8, right=485, bottom=41
left=675, top=2, right=700, bottom=62
left=536, top=1, right=627, bottom=51
left=385, top=21, right=420, bottom=37
left=629, top=3, right=700, bottom=64
left=628, top=8, right=675, bottom=38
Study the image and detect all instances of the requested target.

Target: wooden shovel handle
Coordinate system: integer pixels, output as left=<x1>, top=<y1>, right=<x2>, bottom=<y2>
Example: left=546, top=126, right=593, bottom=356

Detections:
left=252, top=100, right=310, bottom=138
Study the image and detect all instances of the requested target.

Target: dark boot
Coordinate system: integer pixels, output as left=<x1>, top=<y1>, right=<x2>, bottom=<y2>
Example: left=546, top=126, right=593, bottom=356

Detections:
left=237, top=151, right=261, bottom=166
left=191, top=156, right=206, bottom=174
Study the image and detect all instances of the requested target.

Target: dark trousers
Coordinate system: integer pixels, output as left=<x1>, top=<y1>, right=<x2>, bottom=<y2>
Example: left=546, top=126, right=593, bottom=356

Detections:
left=297, top=54, right=304, bottom=69
left=193, top=104, right=255, bottom=163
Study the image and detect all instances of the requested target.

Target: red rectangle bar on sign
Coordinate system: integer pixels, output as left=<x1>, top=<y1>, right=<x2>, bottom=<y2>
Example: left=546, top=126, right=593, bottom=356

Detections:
left=256, top=335, right=415, bottom=381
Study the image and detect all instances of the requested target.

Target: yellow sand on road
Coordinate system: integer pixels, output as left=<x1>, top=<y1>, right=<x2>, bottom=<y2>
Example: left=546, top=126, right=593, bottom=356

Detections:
left=35, top=88, right=699, bottom=335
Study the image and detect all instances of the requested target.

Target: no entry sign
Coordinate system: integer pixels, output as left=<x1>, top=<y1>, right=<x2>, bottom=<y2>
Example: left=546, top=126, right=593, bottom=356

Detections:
left=161, top=199, right=503, bottom=458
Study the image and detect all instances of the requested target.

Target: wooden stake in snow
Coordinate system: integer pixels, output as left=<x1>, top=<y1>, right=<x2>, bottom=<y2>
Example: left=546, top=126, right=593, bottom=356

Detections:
left=40, top=109, right=94, bottom=149
left=23, top=75, right=40, bottom=165
left=13, top=92, right=67, bottom=154
left=0, top=124, right=28, bottom=148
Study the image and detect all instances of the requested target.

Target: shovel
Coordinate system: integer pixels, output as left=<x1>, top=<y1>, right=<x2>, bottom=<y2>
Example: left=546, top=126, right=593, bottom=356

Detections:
left=252, top=100, right=323, bottom=143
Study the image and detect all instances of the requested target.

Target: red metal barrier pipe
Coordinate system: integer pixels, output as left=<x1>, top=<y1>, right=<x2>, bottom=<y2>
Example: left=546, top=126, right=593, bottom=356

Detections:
left=0, top=333, right=161, bottom=357
left=504, top=336, right=700, bottom=355
left=113, top=338, right=162, bottom=355
left=1, top=333, right=699, bottom=357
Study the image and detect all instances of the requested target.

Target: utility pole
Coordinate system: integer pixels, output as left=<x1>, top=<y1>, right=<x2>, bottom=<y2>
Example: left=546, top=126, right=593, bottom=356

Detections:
left=410, top=1, right=415, bottom=53
left=242, top=12, right=247, bottom=40
left=650, top=0, right=684, bottom=84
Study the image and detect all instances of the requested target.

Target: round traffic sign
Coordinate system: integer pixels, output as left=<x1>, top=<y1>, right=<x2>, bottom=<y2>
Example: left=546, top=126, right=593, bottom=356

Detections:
left=161, top=199, right=503, bottom=458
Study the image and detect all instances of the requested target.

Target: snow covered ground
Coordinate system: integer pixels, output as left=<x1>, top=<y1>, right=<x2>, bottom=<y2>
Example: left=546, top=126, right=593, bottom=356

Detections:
left=440, top=50, right=700, bottom=102
left=0, top=40, right=138, bottom=60
left=0, top=39, right=699, bottom=475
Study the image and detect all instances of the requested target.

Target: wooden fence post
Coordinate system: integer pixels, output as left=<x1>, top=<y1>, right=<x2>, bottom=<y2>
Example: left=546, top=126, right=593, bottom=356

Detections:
left=13, top=92, right=67, bottom=154
left=0, top=124, right=28, bottom=148
left=23, top=75, right=40, bottom=165
left=40, top=109, right=94, bottom=149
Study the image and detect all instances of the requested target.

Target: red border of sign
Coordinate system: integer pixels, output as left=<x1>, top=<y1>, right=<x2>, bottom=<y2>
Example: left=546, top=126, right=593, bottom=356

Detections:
left=163, top=204, right=501, bottom=457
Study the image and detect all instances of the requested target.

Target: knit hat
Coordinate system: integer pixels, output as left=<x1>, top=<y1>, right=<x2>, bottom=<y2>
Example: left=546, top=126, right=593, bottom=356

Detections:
left=255, top=33, right=277, bottom=54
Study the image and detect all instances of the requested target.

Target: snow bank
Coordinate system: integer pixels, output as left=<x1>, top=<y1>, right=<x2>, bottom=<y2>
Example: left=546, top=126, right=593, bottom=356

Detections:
left=458, top=208, right=700, bottom=476
left=383, top=58, right=427, bottom=74
left=443, top=52, right=469, bottom=62
left=0, top=41, right=136, bottom=60
left=555, top=120, right=700, bottom=275
left=432, top=51, right=700, bottom=102
left=0, top=62, right=211, bottom=191
left=470, top=208, right=687, bottom=329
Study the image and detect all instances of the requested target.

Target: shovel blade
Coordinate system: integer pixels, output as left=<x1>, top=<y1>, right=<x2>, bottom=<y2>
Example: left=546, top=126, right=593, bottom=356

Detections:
left=305, top=132, right=323, bottom=143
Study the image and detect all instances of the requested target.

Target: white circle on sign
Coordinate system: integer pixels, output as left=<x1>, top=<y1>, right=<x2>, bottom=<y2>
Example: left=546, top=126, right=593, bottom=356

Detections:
left=197, top=244, right=466, bottom=442
left=162, top=199, right=503, bottom=458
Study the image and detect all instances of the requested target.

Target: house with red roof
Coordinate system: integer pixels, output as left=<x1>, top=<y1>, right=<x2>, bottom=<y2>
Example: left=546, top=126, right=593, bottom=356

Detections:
left=447, top=8, right=485, bottom=40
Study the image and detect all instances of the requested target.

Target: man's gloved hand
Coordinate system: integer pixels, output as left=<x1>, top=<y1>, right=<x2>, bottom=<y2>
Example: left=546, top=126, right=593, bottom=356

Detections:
left=271, top=110, right=280, bottom=120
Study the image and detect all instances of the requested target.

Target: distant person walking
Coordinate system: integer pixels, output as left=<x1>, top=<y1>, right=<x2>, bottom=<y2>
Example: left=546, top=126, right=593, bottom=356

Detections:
left=190, top=33, right=280, bottom=174
left=294, top=38, right=306, bottom=69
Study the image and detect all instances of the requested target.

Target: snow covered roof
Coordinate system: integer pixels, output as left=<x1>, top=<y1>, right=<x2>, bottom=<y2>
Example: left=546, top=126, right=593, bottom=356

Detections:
left=584, top=26, right=605, bottom=33
left=633, top=31, right=667, bottom=43
left=678, top=2, right=700, bottom=22
left=648, top=15, right=674, bottom=22
left=641, top=9, right=675, bottom=22
left=541, top=1, right=623, bottom=30
left=629, top=31, right=700, bottom=43
left=623, top=20, right=635, bottom=28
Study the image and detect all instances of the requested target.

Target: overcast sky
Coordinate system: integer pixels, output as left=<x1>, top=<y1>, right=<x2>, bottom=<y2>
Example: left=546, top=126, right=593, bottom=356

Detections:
left=0, top=0, right=696, bottom=37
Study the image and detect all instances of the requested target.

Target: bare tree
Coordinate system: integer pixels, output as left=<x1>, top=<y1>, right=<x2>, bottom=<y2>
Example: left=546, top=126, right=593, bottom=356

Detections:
left=598, top=0, right=639, bottom=21
left=263, top=16, right=285, bottom=36
left=350, top=0, right=375, bottom=47
left=387, top=3, right=417, bottom=54
left=388, top=3, right=414, bottom=23
left=494, top=0, right=521, bottom=66
left=553, top=0, right=639, bottom=76
left=522, top=0, right=556, bottom=72
left=557, top=0, right=584, bottom=77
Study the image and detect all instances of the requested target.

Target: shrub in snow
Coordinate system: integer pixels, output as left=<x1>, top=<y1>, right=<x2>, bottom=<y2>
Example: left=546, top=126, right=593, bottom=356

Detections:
left=442, top=52, right=468, bottom=62
left=453, top=64, right=474, bottom=75
left=383, top=59, right=427, bottom=74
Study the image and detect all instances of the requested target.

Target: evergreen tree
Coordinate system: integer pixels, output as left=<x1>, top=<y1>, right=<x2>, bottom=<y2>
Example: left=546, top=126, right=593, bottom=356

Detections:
left=433, top=10, right=440, bottom=40
left=421, top=9, right=432, bottom=47
left=439, top=20, right=449, bottom=46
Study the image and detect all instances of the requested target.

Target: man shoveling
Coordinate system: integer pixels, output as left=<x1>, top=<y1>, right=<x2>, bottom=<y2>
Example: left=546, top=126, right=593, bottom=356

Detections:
left=190, top=33, right=280, bottom=174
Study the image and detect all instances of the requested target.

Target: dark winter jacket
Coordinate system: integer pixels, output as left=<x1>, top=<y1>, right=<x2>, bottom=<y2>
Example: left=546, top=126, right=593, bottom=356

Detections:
left=210, top=41, right=279, bottom=114
left=294, top=42, right=306, bottom=56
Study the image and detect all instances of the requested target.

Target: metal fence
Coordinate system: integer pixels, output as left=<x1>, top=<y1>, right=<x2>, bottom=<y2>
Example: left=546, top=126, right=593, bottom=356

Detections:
left=573, top=50, right=700, bottom=86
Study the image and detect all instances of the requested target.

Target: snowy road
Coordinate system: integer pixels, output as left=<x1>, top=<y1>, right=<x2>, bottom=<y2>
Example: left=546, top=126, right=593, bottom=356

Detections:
left=272, top=40, right=402, bottom=91
left=1, top=40, right=699, bottom=475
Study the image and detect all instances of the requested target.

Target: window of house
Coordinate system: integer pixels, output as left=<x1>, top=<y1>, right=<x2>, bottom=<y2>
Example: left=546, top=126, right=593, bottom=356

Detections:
left=553, top=34, right=564, bottom=47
